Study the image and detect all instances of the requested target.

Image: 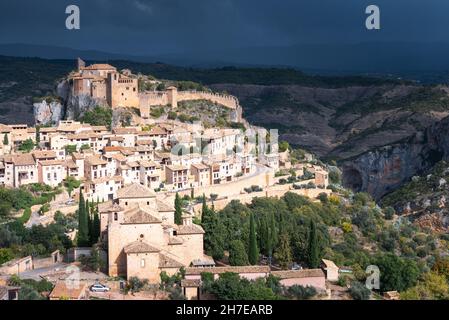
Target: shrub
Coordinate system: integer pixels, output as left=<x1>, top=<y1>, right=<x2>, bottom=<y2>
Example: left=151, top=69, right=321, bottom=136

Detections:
left=127, top=277, right=148, bottom=293
left=285, top=285, right=317, bottom=300
left=349, top=281, right=371, bottom=300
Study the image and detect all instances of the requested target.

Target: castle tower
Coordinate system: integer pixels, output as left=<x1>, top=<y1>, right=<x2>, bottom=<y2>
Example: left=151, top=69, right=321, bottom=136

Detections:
left=167, top=86, right=178, bottom=109
left=77, top=58, right=86, bottom=71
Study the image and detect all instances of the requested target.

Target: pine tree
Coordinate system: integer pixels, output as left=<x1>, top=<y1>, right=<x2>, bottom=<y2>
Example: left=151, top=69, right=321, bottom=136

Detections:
left=3, top=133, right=8, bottom=146
left=274, top=232, right=292, bottom=269
left=307, top=219, right=320, bottom=268
left=248, top=213, right=259, bottom=265
left=174, top=193, right=183, bottom=225
left=77, top=188, right=89, bottom=247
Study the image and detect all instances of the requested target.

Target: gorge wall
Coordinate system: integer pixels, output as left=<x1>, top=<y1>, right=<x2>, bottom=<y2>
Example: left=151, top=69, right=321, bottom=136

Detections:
left=342, top=116, right=449, bottom=200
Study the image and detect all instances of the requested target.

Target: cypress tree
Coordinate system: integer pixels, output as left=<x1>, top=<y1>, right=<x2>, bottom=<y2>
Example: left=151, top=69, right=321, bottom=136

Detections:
left=92, top=204, right=101, bottom=244
left=77, top=188, right=89, bottom=247
left=174, top=193, right=183, bottom=225
left=3, top=133, right=8, bottom=146
left=248, top=213, right=259, bottom=265
left=86, top=199, right=93, bottom=245
left=307, top=219, right=320, bottom=268
left=201, top=194, right=210, bottom=225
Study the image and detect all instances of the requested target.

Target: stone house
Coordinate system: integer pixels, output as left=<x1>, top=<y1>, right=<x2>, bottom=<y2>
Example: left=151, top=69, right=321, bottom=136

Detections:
left=100, top=183, right=209, bottom=283
left=165, top=165, right=190, bottom=190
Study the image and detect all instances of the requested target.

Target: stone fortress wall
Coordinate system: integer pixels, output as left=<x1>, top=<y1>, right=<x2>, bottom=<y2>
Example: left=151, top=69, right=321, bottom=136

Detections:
left=139, top=86, right=243, bottom=122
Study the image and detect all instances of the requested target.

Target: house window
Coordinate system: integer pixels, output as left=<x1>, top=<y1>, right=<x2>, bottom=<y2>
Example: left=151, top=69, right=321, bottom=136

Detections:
left=147, top=201, right=150, bottom=205
left=141, top=259, right=145, bottom=268
left=114, top=212, right=118, bottom=221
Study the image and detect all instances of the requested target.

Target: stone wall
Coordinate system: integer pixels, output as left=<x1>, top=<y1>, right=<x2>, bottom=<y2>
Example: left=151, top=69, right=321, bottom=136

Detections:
left=139, top=88, right=243, bottom=122
left=191, top=184, right=331, bottom=214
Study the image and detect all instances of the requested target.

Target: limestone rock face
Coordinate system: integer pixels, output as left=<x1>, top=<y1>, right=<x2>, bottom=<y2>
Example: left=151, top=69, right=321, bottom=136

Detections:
left=342, top=115, right=449, bottom=200
left=33, top=100, right=63, bottom=125
left=64, top=94, right=102, bottom=120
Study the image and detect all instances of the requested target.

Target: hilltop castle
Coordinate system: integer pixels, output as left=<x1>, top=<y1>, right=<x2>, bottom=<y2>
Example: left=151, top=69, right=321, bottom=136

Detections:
left=69, top=58, right=242, bottom=122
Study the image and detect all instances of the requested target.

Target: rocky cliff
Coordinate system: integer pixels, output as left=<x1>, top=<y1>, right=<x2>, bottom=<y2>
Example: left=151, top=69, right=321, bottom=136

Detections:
left=342, top=115, right=449, bottom=200
left=211, top=83, right=449, bottom=199
left=32, top=79, right=108, bottom=125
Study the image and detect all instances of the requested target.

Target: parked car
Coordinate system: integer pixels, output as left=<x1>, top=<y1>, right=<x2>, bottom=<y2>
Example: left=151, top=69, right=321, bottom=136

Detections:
left=66, top=199, right=75, bottom=205
left=90, top=283, right=110, bottom=292
left=291, top=263, right=302, bottom=270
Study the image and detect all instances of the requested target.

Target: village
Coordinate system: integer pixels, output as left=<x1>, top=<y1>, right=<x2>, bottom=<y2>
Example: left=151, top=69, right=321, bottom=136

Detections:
left=0, top=60, right=374, bottom=301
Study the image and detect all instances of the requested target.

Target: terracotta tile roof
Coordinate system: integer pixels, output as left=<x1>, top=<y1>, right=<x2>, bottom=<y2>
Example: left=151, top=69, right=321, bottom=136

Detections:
left=98, top=201, right=124, bottom=213
left=90, top=176, right=123, bottom=184
left=117, top=183, right=155, bottom=199
left=136, top=139, right=152, bottom=146
left=0, top=124, right=12, bottom=133
left=32, top=150, right=57, bottom=159
left=122, top=206, right=161, bottom=224
left=185, top=266, right=270, bottom=275
left=177, top=224, right=205, bottom=235
left=127, top=161, right=140, bottom=167
left=111, top=154, right=127, bottom=162
left=166, top=165, right=188, bottom=172
left=191, top=163, right=209, bottom=170
left=156, top=199, right=175, bottom=212
left=65, top=160, right=78, bottom=169
left=113, top=127, right=139, bottom=134
left=168, top=237, right=183, bottom=245
left=85, top=156, right=107, bottom=166
left=104, top=146, right=123, bottom=152
left=72, top=152, right=84, bottom=160
left=49, top=281, right=87, bottom=300
left=91, top=126, right=108, bottom=131
left=271, top=269, right=325, bottom=279
left=159, top=253, right=183, bottom=268
left=11, top=154, right=35, bottom=166
left=39, top=160, right=64, bottom=166
left=39, top=127, right=57, bottom=133
left=124, top=241, right=160, bottom=254
left=108, top=136, right=124, bottom=141
left=140, top=160, right=159, bottom=168
left=81, top=63, right=116, bottom=71
left=149, top=126, right=167, bottom=135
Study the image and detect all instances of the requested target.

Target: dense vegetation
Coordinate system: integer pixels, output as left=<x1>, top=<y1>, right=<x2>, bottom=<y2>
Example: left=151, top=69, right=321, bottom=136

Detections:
left=80, top=106, right=113, bottom=129
left=381, top=160, right=449, bottom=209
left=200, top=189, right=449, bottom=298
left=201, top=272, right=317, bottom=300
left=336, top=86, right=449, bottom=116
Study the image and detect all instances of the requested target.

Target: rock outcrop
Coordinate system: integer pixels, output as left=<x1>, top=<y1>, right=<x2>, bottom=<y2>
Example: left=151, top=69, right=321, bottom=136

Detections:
left=33, top=100, right=64, bottom=126
left=342, top=115, right=449, bottom=200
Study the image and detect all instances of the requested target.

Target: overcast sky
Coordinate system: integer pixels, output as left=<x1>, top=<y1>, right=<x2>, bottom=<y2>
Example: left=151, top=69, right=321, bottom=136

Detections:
left=0, top=0, right=445, bottom=55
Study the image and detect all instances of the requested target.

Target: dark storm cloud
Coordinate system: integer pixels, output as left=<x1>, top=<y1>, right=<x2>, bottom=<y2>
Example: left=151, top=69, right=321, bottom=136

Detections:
left=0, top=0, right=446, bottom=54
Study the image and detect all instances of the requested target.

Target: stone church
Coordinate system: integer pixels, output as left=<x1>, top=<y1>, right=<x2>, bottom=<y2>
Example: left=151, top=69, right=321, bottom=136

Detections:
left=98, top=183, right=213, bottom=283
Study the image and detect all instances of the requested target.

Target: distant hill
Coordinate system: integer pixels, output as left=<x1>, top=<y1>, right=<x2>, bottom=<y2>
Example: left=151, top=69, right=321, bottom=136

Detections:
left=3, top=42, right=449, bottom=79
